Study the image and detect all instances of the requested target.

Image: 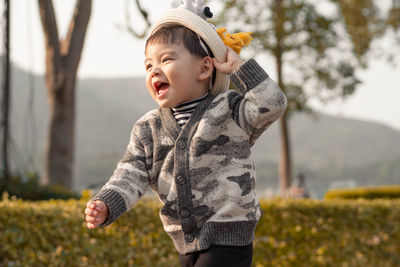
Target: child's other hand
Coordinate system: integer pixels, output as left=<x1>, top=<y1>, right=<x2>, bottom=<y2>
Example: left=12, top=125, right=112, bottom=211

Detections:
left=212, top=47, right=244, bottom=75
left=85, top=200, right=108, bottom=229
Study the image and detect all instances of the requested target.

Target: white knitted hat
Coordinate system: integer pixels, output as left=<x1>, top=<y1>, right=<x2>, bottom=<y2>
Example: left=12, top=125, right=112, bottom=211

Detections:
left=150, top=8, right=230, bottom=95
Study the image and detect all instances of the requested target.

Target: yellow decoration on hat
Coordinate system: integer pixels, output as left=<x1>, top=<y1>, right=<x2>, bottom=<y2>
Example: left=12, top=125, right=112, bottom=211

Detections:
left=216, top=28, right=253, bottom=54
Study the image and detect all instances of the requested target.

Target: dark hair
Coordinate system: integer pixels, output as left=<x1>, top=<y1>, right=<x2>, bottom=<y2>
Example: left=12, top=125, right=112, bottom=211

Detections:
left=146, top=25, right=213, bottom=58
left=146, top=25, right=216, bottom=85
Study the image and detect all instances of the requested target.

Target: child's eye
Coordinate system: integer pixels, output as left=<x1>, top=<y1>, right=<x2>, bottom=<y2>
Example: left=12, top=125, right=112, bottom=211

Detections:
left=162, top=57, right=171, bottom=63
left=145, top=64, right=152, bottom=71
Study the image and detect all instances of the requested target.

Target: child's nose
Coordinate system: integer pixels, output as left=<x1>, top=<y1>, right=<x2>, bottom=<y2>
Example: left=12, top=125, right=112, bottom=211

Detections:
left=151, top=66, right=161, bottom=77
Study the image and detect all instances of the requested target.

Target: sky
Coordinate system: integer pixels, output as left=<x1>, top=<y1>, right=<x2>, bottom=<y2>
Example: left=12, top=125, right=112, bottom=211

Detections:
left=3, top=0, right=400, bottom=131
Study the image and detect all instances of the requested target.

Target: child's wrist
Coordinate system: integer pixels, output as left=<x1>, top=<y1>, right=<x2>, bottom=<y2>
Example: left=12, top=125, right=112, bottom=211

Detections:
left=233, top=59, right=244, bottom=71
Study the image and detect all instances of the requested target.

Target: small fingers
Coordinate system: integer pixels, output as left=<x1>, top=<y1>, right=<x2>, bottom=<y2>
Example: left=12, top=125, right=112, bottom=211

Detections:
left=86, top=200, right=106, bottom=212
left=85, top=214, right=104, bottom=227
left=212, top=58, right=221, bottom=70
left=84, top=207, right=98, bottom=216
left=86, top=202, right=97, bottom=214
left=87, top=222, right=97, bottom=229
left=84, top=208, right=91, bottom=216
left=85, top=215, right=97, bottom=223
left=212, top=58, right=223, bottom=67
left=86, top=210, right=98, bottom=217
left=212, top=58, right=231, bottom=74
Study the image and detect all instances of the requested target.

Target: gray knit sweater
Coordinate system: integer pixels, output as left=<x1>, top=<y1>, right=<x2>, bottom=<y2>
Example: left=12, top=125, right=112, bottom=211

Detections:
left=92, top=59, right=287, bottom=254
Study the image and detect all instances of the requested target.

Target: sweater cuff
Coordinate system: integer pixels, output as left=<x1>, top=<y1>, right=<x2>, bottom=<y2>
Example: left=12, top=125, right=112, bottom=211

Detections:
left=230, top=59, right=269, bottom=93
left=92, top=189, right=127, bottom=227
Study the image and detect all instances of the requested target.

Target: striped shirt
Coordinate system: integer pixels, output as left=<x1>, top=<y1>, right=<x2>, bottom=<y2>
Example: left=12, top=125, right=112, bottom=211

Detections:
left=172, top=94, right=209, bottom=127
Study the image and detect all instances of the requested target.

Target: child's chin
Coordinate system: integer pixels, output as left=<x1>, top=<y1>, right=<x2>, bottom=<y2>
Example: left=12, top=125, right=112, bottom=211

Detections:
left=157, top=101, right=173, bottom=108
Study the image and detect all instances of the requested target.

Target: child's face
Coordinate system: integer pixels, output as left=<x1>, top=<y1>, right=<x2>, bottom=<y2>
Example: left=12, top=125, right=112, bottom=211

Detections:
left=145, top=41, right=210, bottom=108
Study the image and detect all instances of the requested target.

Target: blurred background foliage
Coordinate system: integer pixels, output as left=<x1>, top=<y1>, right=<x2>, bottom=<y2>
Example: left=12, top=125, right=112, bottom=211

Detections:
left=324, top=184, right=400, bottom=199
left=0, top=173, right=79, bottom=201
left=216, top=0, right=399, bottom=112
left=215, top=0, right=400, bottom=193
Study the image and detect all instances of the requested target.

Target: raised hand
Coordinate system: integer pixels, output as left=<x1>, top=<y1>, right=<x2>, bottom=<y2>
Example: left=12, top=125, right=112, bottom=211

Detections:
left=212, top=47, right=244, bottom=75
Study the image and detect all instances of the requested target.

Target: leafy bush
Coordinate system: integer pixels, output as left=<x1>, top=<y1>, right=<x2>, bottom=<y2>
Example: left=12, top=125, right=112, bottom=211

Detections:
left=0, top=194, right=176, bottom=267
left=254, top=198, right=400, bottom=267
left=0, top=173, right=79, bottom=201
left=324, top=185, right=400, bottom=200
left=1, top=196, right=399, bottom=266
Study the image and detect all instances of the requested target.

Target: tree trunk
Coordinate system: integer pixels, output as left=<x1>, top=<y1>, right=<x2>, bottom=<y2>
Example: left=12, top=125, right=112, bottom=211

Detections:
left=276, top=55, right=292, bottom=194
left=1, top=0, right=11, bottom=186
left=38, top=0, right=91, bottom=189
left=44, top=65, right=76, bottom=189
left=278, top=113, right=291, bottom=193
left=274, top=0, right=292, bottom=195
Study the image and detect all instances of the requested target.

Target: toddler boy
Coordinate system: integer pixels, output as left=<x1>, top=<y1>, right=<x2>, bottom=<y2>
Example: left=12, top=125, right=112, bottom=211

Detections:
left=85, top=3, right=287, bottom=267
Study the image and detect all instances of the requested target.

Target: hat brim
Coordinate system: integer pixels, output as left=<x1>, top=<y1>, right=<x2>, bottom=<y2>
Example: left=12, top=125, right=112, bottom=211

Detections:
left=150, top=9, right=230, bottom=95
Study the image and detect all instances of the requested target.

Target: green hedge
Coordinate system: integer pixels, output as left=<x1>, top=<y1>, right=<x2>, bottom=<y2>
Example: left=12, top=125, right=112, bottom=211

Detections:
left=1, top=195, right=399, bottom=266
left=0, top=173, right=79, bottom=201
left=254, top=198, right=400, bottom=267
left=324, top=185, right=400, bottom=200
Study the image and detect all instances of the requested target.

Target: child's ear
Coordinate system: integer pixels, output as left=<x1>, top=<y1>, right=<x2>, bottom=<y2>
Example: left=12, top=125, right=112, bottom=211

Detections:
left=198, top=56, right=214, bottom=81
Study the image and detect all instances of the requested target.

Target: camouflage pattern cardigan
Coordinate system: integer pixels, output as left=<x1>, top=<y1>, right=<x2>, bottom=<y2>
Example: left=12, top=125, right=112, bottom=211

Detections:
left=92, top=59, right=287, bottom=254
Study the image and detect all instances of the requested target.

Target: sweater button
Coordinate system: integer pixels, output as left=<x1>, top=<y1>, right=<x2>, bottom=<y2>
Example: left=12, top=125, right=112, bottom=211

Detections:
left=185, top=233, right=195, bottom=243
left=180, top=207, right=190, bottom=218
left=176, top=176, right=186, bottom=185
left=177, top=140, right=186, bottom=149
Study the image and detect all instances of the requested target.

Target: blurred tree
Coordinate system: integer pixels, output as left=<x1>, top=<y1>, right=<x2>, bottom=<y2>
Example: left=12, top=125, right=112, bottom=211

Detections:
left=217, top=0, right=398, bottom=194
left=386, top=0, right=400, bottom=57
left=1, top=0, right=11, bottom=190
left=38, top=0, right=91, bottom=189
left=122, top=0, right=151, bottom=38
left=387, top=0, right=400, bottom=29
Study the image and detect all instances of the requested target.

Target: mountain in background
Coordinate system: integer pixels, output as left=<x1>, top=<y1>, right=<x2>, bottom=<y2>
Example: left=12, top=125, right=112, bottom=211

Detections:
left=6, top=63, right=400, bottom=198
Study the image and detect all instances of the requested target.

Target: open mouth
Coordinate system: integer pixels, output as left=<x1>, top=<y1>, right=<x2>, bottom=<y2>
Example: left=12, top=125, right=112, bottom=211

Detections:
left=154, top=81, right=169, bottom=96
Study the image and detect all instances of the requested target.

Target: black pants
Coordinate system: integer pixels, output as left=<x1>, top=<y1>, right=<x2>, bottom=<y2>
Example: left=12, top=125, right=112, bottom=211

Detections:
left=178, top=243, right=253, bottom=267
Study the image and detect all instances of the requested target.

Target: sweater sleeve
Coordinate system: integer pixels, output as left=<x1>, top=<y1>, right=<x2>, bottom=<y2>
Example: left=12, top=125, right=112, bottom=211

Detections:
left=91, top=123, right=150, bottom=227
left=229, top=59, right=287, bottom=145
